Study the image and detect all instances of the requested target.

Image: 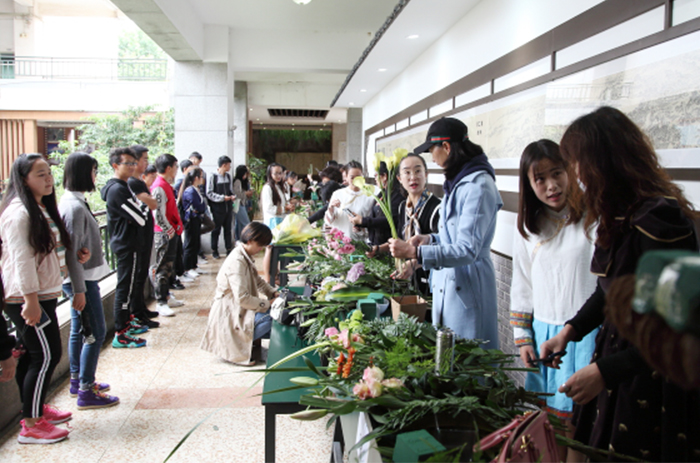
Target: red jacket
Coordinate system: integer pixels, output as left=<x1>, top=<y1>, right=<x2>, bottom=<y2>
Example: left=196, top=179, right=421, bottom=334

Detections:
left=151, top=175, right=183, bottom=236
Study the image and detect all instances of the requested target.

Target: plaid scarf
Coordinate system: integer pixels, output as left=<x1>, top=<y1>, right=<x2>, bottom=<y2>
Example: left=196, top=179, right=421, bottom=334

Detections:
left=402, top=190, right=432, bottom=239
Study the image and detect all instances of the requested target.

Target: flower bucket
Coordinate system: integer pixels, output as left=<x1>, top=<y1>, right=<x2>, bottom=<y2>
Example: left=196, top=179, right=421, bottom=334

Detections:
left=391, top=295, right=428, bottom=322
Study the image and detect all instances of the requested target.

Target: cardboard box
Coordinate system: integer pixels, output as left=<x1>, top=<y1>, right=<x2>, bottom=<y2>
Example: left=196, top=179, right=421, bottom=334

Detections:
left=391, top=295, right=428, bottom=322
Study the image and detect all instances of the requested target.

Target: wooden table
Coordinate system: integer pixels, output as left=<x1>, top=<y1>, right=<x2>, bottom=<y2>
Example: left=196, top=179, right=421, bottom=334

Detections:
left=262, top=321, right=321, bottom=462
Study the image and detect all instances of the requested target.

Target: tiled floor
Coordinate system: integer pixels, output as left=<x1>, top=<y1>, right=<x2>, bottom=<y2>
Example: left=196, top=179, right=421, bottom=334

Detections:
left=0, top=252, right=334, bottom=463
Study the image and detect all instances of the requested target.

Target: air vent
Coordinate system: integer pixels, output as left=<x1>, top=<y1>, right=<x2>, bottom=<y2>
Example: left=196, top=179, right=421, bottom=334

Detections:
left=267, top=109, right=329, bottom=119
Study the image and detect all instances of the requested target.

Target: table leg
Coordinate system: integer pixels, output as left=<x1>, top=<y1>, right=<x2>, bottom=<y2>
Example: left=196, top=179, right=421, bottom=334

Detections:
left=265, top=405, right=276, bottom=462
left=269, top=247, right=279, bottom=286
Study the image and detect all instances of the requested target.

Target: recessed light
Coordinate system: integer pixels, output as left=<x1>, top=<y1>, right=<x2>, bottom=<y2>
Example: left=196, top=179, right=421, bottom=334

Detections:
left=349, top=102, right=355, bottom=106
left=338, top=120, right=342, bottom=122
left=360, top=89, right=367, bottom=92
left=292, top=123, right=295, bottom=126
left=378, top=68, right=387, bottom=72
left=256, top=118, right=260, bottom=121
left=249, top=108, right=253, bottom=111
left=407, top=34, right=419, bottom=40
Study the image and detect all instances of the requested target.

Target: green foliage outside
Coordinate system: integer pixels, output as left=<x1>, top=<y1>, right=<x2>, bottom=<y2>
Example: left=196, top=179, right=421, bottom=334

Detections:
left=118, top=29, right=168, bottom=80
left=247, top=155, right=267, bottom=218
left=52, top=106, right=174, bottom=216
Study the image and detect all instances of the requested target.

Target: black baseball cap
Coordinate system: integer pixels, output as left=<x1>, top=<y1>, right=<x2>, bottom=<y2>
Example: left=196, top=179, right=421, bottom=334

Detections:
left=413, top=117, right=469, bottom=153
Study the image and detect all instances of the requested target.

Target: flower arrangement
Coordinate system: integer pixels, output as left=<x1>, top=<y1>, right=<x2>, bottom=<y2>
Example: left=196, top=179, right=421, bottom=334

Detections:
left=353, top=148, right=409, bottom=271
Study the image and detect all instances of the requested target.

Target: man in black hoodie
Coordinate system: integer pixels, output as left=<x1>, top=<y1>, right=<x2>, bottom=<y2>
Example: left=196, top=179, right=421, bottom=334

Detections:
left=101, top=147, right=150, bottom=348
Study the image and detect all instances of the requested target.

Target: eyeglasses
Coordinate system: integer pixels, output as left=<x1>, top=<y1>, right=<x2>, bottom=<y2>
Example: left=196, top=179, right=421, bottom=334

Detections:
left=118, top=162, right=138, bottom=167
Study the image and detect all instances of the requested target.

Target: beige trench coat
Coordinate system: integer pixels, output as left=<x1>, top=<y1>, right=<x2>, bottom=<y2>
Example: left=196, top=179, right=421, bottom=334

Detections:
left=200, top=245, right=277, bottom=364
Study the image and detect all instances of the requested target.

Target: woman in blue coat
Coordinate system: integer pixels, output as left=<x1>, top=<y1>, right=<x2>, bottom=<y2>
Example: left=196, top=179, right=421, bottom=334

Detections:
left=390, top=117, right=502, bottom=348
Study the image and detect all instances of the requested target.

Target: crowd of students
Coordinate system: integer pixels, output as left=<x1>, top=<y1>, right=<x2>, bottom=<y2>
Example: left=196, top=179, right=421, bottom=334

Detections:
left=0, top=106, right=698, bottom=459
left=0, top=147, right=256, bottom=444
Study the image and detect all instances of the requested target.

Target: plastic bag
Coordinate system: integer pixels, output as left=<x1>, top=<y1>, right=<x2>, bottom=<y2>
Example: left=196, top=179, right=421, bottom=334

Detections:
left=272, top=213, right=321, bottom=245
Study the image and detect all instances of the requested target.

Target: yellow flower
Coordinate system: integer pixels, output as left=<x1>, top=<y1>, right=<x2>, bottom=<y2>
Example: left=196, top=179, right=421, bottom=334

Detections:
left=352, top=176, right=375, bottom=197
left=387, top=148, right=409, bottom=171
left=371, top=152, right=385, bottom=172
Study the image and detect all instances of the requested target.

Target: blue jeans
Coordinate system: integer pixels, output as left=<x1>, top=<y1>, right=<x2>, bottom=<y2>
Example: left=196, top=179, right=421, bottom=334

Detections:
left=253, top=311, right=272, bottom=341
left=234, top=204, right=251, bottom=241
left=64, top=281, right=107, bottom=389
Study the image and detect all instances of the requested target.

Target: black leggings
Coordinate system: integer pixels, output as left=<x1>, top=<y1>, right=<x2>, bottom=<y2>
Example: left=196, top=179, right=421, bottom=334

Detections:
left=4, top=299, right=62, bottom=419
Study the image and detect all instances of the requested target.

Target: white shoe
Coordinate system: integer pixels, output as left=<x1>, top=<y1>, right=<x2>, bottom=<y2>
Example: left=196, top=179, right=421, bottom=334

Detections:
left=194, top=267, right=209, bottom=275
left=157, top=303, right=175, bottom=317
left=185, top=270, right=200, bottom=279
left=179, top=275, right=195, bottom=283
left=197, top=257, right=208, bottom=266
left=168, top=297, right=185, bottom=308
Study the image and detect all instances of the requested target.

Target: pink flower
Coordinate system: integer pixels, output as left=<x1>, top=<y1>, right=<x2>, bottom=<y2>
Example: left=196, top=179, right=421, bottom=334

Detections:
left=352, top=333, right=364, bottom=344
left=346, top=262, right=365, bottom=283
left=339, top=244, right=355, bottom=255
left=329, top=240, right=340, bottom=250
left=342, top=236, right=352, bottom=244
left=381, top=378, right=404, bottom=389
left=362, top=366, right=385, bottom=384
left=338, top=329, right=350, bottom=348
left=334, top=254, right=342, bottom=261
left=353, top=381, right=371, bottom=400
left=331, top=283, right=346, bottom=292
left=324, top=327, right=339, bottom=337
left=367, top=380, right=383, bottom=398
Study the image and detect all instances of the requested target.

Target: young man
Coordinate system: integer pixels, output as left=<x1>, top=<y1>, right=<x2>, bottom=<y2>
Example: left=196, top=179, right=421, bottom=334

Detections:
left=127, top=144, right=160, bottom=328
left=151, top=154, right=185, bottom=316
left=172, top=159, right=194, bottom=284
left=206, top=155, right=235, bottom=259
left=100, top=147, right=149, bottom=348
left=189, top=151, right=214, bottom=264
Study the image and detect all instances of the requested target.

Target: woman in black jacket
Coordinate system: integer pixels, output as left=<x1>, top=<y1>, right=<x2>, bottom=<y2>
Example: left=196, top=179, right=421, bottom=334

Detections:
left=349, top=161, right=402, bottom=246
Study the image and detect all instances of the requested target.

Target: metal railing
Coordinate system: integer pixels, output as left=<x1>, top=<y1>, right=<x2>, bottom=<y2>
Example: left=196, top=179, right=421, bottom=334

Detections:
left=0, top=56, right=168, bottom=81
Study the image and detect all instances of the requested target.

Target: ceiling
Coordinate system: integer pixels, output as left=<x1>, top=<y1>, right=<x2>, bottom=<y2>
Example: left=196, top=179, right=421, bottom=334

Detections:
left=106, top=0, right=482, bottom=127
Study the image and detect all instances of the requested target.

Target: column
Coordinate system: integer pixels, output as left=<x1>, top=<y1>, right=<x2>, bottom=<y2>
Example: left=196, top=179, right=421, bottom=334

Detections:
left=346, top=108, right=363, bottom=164
left=232, top=81, right=248, bottom=168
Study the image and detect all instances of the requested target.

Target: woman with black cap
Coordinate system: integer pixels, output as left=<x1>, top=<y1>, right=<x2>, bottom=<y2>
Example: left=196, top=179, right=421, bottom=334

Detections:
left=389, top=117, right=502, bottom=347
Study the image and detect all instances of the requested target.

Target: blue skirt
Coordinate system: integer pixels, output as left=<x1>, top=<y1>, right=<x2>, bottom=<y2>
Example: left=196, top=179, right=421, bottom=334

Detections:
left=525, top=318, right=599, bottom=419
left=268, top=217, right=284, bottom=229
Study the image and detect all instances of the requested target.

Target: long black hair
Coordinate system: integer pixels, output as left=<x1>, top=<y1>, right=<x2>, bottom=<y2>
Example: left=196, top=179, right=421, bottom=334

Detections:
left=234, top=165, right=250, bottom=190
left=0, top=153, right=71, bottom=255
left=443, top=139, right=485, bottom=180
left=178, top=167, right=203, bottom=206
left=517, top=139, right=583, bottom=239
left=265, top=162, right=284, bottom=206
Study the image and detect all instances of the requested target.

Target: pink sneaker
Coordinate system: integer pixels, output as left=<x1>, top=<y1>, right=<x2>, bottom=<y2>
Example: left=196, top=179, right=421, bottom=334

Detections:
left=18, top=417, right=69, bottom=444
left=42, top=404, right=72, bottom=424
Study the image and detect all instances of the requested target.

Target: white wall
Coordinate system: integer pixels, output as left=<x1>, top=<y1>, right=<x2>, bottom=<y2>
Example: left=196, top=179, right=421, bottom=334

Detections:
left=362, top=0, right=604, bottom=130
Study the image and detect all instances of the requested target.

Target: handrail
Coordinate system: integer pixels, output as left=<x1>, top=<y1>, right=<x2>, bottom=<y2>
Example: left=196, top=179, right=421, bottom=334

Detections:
left=0, top=56, right=168, bottom=81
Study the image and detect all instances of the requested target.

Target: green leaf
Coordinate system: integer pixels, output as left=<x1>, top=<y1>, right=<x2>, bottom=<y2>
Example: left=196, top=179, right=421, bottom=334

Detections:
left=289, top=376, right=319, bottom=387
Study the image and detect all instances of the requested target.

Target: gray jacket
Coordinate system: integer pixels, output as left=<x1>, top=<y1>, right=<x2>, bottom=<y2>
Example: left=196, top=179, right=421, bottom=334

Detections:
left=59, top=190, right=106, bottom=293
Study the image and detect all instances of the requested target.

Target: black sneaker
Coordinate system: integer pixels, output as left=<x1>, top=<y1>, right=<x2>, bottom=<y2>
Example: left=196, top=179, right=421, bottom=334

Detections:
left=142, top=309, right=160, bottom=318
left=135, top=317, right=160, bottom=329
left=212, top=252, right=220, bottom=259
left=170, top=281, right=186, bottom=290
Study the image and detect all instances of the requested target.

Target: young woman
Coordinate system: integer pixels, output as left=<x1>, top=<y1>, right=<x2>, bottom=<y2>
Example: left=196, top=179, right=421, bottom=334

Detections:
left=510, top=140, right=596, bottom=460
left=180, top=167, right=206, bottom=279
left=60, top=153, right=120, bottom=410
left=285, top=171, right=300, bottom=202
left=324, top=160, right=375, bottom=241
left=540, top=107, right=700, bottom=461
left=376, top=153, right=441, bottom=296
left=0, top=154, right=72, bottom=443
left=233, top=165, right=252, bottom=241
left=389, top=117, right=502, bottom=347
left=349, top=161, right=403, bottom=246
left=200, top=222, right=279, bottom=366
left=261, top=163, right=291, bottom=282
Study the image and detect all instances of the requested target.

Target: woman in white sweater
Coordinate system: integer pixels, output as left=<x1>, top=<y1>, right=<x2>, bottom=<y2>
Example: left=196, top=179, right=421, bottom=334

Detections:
left=261, top=162, right=291, bottom=282
left=324, top=160, right=375, bottom=241
left=510, top=140, right=597, bottom=460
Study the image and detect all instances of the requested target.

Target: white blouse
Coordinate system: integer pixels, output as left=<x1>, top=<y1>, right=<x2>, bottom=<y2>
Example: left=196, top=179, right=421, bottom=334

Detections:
left=261, top=183, right=287, bottom=225
left=323, top=187, right=375, bottom=241
left=510, top=207, right=597, bottom=347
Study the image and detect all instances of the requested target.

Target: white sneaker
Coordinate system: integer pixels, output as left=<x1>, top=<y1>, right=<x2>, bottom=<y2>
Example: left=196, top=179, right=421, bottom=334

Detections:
left=157, top=303, right=175, bottom=317
left=179, top=275, right=195, bottom=283
left=185, top=269, right=200, bottom=279
left=168, top=297, right=185, bottom=308
left=197, top=257, right=208, bottom=266
left=194, top=267, right=208, bottom=275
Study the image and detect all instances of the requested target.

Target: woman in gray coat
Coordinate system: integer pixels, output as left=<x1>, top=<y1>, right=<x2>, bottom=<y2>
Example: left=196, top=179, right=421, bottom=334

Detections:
left=60, top=153, right=120, bottom=409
